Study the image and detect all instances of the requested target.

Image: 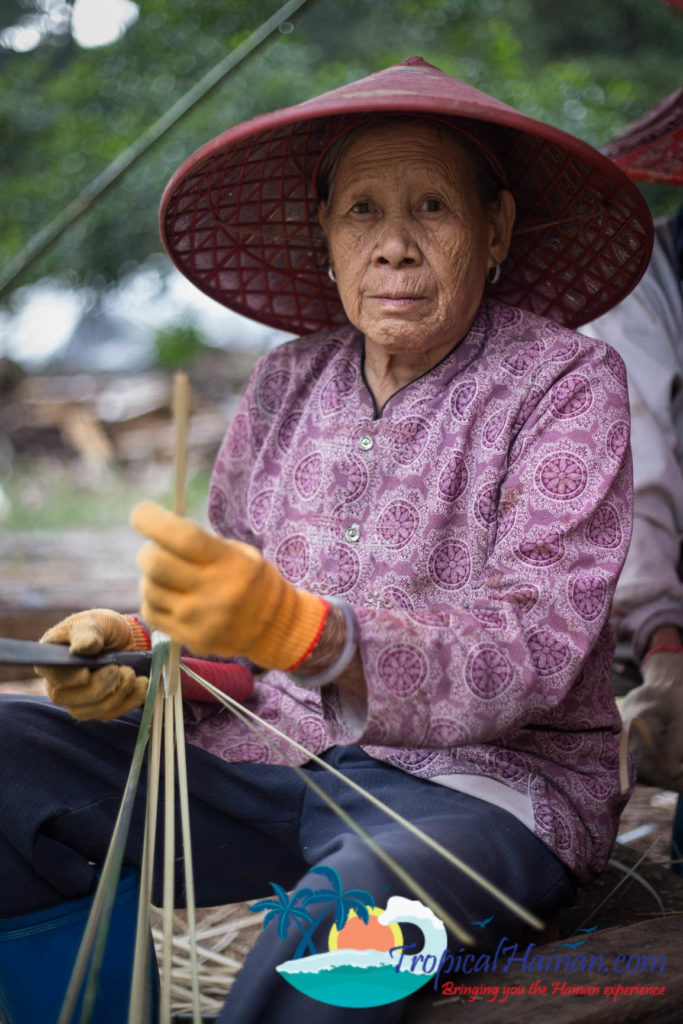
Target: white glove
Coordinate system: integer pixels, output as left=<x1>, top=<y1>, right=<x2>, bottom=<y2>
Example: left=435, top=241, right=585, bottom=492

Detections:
left=621, top=650, right=683, bottom=792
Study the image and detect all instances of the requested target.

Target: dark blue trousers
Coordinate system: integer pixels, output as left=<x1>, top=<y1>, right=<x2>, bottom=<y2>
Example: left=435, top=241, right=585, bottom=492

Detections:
left=0, top=695, right=575, bottom=1023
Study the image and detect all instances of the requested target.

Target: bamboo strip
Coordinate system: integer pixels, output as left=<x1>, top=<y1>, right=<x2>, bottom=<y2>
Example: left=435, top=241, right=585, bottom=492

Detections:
left=159, top=370, right=201, bottom=1023
left=160, top=675, right=177, bottom=1022
left=173, top=685, right=201, bottom=1023
left=128, top=683, right=164, bottom=1023
left=57, top=658, right=162, bottom=1024
left=166, top=372, right=190, bottom=696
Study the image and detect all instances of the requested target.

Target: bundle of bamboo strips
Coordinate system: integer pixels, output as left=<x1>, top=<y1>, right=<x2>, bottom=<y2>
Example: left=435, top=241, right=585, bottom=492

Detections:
left=150, top=903, right=264, bottom=1018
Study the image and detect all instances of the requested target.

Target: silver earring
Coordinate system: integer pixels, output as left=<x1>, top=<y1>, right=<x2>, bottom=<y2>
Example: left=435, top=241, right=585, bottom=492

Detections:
left=487, top=263, right=501, bottom=285
left=328, top=266, right=336, bottom=283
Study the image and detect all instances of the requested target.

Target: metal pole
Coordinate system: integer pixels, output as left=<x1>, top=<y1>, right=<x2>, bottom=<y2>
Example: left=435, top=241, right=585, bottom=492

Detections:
left=0, top=0, right=315, bottom=299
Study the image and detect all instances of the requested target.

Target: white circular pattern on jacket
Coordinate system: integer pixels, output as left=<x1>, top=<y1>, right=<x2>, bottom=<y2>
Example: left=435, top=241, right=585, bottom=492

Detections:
left=606, top=420, right=629, bottom=462
left=586, top=503, right=623, bottom=549
left=228, top=739, right=271, bottom=762
left=516, top=530, right=565, bottom=567
left=535, top=452, right=588, bottom=501
left=332, top=453, right=369, bottom=507
left=319, top=359, right=357, bottom=416
left=597, top=733, right=621, bottom=771
left=535, top=803, right=573, bottom=852
left=429, top=539, right=471, bottom=589
left=501, top=340, right=544, bottom=377
left=323, top=542, right=360, bottom=594
left=383, top=749, right=442, bottom=773
left=275, top=534, right=310, bottom=583
left=294, top=451, right=323, bottom=498
left=380, top=585, right=414, bottom=610
left=513, top=386, right=546, bottom=433
left=568, top=575, right=608, bottom=621
left=377, top=643, right=428, bottom=698
left=485, top=748, right=530, bottom=784
left=377, top=500, right=419, bottom=549
left=437, top=453, right=468, bottom=502
left=257, top=368, right=291, bottom=414
left=603, top=346, right=627, bottom=386
left=482, top=408, right=509, bottom=448
left=248, top=488, right=273, bottom=533
left=227, top=413, right=249, bottom=458
left=550, top=374, right=593, bottom=418
left=547, top=334, right=580, bottom=365
left=474, top=482, right=499, bottom=526
left=449, top=377, right=477, bottom=419
left=296, top=715, right=327, bottom=752
left=465, top=643, right=513, bottom=699
left=545, top=731, right=583, bottom=755
left=277, top=408, right=303, bottom=451
left=426, top=713, right=470, bottom=746
left=527, top=629, right=571, bottom=676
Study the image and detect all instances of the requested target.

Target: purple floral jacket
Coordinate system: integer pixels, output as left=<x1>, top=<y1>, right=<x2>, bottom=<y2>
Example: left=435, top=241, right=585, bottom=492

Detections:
left=187, top=299, right=633, bottom=884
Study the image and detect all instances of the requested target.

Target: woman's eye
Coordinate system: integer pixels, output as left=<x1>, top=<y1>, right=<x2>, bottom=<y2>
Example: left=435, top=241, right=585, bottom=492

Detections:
left=350, top=200, right=372, bottom=215
left=421, top=198, right=444, bottom=212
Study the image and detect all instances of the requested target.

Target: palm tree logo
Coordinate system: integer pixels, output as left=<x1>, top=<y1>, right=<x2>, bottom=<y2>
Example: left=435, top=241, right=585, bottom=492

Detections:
left=250, top=865, right=375, bottom=959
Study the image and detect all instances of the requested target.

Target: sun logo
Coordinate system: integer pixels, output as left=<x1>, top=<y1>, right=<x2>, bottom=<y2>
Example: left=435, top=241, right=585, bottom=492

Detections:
left=328, top=906, right=404, bottom=954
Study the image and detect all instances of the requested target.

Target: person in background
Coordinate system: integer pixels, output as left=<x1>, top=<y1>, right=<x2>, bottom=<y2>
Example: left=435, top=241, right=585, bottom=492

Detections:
left=580, top=87, right=683, bottom=874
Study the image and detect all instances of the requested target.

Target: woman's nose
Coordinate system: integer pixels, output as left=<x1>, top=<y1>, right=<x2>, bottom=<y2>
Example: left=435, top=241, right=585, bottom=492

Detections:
left=371, top=215, right=422, bottom=268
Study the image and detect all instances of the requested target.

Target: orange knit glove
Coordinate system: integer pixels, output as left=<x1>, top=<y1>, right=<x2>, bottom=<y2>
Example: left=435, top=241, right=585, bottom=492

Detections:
left=132, top=502, right=328, bottom=670
left=38, top=609, right=150, bottom=721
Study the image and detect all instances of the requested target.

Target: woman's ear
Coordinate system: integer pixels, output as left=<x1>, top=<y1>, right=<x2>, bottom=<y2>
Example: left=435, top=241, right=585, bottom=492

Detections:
left=488, top=190, right=516, bottom=265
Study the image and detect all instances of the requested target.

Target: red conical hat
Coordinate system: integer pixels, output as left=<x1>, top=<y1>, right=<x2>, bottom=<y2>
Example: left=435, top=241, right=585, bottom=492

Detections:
left=160, top=56, right=653, bottom=333
left=603, top=87, right=683, bottom=186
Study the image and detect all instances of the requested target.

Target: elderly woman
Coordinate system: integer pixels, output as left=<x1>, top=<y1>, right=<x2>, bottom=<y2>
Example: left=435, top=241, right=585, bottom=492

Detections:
left=0, top=58, right=652, bottom=1023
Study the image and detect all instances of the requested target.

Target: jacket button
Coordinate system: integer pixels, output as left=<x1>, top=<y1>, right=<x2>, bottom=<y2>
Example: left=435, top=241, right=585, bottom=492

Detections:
left=345, top=523, right=361, bottom=543
left=358, top=435, right=374, bottom=452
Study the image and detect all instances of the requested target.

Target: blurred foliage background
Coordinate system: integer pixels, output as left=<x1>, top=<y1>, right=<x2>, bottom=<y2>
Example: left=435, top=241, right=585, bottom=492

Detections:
left=0, top=0, right=681, bottom=535
left=1, top=0, right=682, bottom=297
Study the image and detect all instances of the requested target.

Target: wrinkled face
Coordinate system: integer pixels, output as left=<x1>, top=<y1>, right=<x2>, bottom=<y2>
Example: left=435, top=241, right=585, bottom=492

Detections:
left=319, top=121, right=514, bottom=361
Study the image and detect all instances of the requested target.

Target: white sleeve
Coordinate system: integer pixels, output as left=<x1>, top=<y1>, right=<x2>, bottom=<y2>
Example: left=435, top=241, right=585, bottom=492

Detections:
left=580, top=237, right=683, bottom=658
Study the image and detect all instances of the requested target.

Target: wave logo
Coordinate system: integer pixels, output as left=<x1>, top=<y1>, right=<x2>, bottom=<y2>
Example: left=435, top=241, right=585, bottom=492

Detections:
left=250, top=865, right=447, bottom=1008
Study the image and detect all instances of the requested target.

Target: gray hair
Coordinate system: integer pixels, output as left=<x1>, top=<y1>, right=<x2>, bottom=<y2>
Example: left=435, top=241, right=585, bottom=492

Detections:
left=316, top=115, right=508, bottom=211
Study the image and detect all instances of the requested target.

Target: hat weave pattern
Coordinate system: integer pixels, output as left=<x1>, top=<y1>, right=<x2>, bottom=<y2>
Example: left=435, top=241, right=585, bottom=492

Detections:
left=161, top=58, right=653, bottom=333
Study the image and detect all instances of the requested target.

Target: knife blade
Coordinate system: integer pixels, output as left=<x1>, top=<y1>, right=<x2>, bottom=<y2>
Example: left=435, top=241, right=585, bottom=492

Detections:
left=0, top=637, right=153, bottom=673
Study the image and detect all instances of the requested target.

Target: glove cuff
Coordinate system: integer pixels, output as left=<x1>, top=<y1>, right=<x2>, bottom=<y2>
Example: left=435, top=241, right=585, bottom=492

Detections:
left=124, top=616, right=151, bottom=652
left=246, top=562, right=330, bottom=671
left=642, top=643, right=683, bottom=667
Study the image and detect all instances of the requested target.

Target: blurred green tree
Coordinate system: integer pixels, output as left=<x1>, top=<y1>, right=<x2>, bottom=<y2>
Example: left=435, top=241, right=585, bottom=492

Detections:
left=153, top=321, right=209, bottom=369
left=1, top=0, right=681, bottom=300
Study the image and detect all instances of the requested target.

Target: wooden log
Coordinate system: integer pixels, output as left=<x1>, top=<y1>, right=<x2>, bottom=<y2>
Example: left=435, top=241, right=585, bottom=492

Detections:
left=0, top=527, right=140, bottom=679
left=409, top=914, right=683, bottom=1023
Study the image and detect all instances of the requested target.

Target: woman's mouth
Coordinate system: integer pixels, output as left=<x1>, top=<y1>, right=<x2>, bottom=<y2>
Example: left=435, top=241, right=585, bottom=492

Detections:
left=369, top=294, right=426, bottom=310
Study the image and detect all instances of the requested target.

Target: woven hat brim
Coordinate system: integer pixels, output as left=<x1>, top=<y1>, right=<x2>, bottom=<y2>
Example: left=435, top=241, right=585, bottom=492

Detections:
left=160, top=60, right=654, bottom=333
left=603, top=87, right=683, bottom=186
